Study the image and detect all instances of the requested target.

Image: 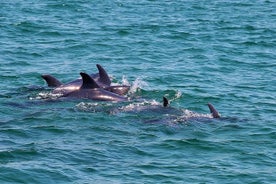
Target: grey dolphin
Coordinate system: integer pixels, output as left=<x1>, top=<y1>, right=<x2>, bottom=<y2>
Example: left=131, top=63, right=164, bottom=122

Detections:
left=63, top=72, right=128, bottom=102
left=207, top=103, right=220, bottom=118
left=163, top=96, right=169, bottom=107
left=115, top=97, right=220, bottom=119
left=41, top=64, right=109, bottom=88
left=163, top=97, right=220, bottom=118
left=42, top=64, right=130, bottom=95
left=41, top=75, right=63, bottom=87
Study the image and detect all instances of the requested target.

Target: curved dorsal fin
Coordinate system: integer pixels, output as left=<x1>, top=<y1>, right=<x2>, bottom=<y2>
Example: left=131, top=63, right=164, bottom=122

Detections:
left=207, top=103, right=220, bottom=118
left=163, top=97, right=169, bottom=107
left=80, top=72, right=100, bottom=89
left=41, top=74, right=63, bottom=87
left=96, top=64, right=111, bottom=86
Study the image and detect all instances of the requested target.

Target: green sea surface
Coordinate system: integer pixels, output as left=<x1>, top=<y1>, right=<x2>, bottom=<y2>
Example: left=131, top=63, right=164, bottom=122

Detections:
left=0, top=1, right=275, bottom=183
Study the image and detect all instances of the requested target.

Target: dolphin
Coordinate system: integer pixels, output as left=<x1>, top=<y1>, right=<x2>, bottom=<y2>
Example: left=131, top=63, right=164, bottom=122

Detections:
left=163, top=97, right=220, bottom=118
left=63, top=72, right=128, bottom=102
left=207, top=103, right=220, bottom=118
left=163, top=96, right=169, bottom=107
left=41, top=75, right=63, bottom=87
left=41, top=64, right=130, bottom=95
left=113, top=97, right=220, bottom=120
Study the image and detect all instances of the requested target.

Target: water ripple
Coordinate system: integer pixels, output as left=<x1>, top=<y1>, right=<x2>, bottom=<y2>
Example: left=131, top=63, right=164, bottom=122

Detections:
left=0, top=0, right=275, bottom=183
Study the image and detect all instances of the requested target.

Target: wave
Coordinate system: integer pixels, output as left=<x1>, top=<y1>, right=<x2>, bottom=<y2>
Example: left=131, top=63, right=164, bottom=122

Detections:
left=30, top=92, right=63, bottom=100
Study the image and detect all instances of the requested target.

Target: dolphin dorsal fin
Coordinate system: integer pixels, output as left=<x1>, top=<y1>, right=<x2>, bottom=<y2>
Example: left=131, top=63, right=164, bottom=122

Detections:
left=207, top=103, right=220, bottom=118
left=80, top=72, right=100, bottom=89
left=41, top=74, right=63, bottom=87
left=96, top=64, right=111, bottom=86
left=163, top=97, right=169, bottom=107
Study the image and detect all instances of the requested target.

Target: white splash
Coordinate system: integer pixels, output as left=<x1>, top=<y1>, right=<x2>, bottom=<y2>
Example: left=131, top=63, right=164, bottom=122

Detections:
left=75, top=102, right=114, bottom=112
left=175, top=90, right=182, bottom=99
left=168, top=90, right=182, bottom=101
left=182, top=109, right=213, bottom=119
left=121, top=75, right=130, bottom=86
left=118, top=100, right=161, bottom=112
left=76, top=102, right=99, bottom=112
left=129, top=77, right=148, bottom=94
left=30, top=92, right=63, bottom=100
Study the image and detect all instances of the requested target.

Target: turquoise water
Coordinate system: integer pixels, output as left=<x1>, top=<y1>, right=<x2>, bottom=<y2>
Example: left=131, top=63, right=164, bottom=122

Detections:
left=1, top=0, right=275, bottom=183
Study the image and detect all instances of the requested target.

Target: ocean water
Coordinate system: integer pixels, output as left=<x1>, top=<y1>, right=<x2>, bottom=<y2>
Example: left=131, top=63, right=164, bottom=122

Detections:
left=0, top=0, right=275, bottom=183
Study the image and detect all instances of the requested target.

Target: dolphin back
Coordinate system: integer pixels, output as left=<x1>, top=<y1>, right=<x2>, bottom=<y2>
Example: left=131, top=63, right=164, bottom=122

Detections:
left=64, top=88, right=127, bottom=102
left=163, top=97, right=169, bottom=107
left=97, top=64, right=111, bottom=86
left=208, top=103, right=220, bottom=118
left=41, top=75, right=63, bottom=87
left=80, top=72, right=100, bottom=89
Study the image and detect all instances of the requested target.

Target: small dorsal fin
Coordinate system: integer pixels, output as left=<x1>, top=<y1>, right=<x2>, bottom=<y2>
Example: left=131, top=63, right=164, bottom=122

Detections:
left=207, top=103, right=220, bottom=118
left=80, top=72, right=100, bottom=89
left=96, top=64, right=111, bottom=86
left=41, top=74, right=63, bottom=87
left=163, top=97, right=169, bottom=107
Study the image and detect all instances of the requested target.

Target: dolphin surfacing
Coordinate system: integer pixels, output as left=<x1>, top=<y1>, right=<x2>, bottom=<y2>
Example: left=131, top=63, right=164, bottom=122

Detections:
left=162, top=97, right=221, bottom=119
left=41, top=75, right=63, bottom=87
left=41, top=64, right=130, bottom=95
left=63, top=72, right=128, bottom=102
left=207, top=103, right=220, bottom=118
